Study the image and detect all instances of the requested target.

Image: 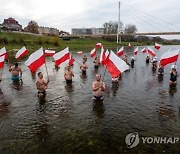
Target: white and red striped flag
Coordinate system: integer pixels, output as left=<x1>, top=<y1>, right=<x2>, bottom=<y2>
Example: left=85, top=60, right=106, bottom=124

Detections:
left=25, top=48, right=45, bottom=72
left=141, top=47, right=146, bottom=53
left=0, top=47, right=8, bottom=59
left=106, top=51, right=129, bottom=78
left=155, top=43, right=161, bottom=50
left=44, top=50, right=55, bottom=56
left=90, top=48, right=96, bottom=58
left=117, top=46, right=124, bottom=57
left=0, top=55, right=5, bottom=69
left=95, top=43, right=102, bottom=49
left=160, top=49, right=179, bottom=67
left=15, top=46, right=28, bottom=60
left=134, top=47, right=138, bottom=55
left=128, top=43, right=131, bottom=48
left=53, top=47, right=70, bottom=66
left=147, top=47, right=156, bottom=57
left=68, top=55, right=75, bottom=66
left=77, top=51, right=83, bottom=55
left=105, top=49, right=110, bottom=58
left=100, top=46, right=106, bottom=65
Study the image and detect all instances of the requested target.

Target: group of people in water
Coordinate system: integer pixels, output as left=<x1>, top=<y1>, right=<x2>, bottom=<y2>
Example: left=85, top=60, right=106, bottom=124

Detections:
left=0, top=52, right=179, bottom=101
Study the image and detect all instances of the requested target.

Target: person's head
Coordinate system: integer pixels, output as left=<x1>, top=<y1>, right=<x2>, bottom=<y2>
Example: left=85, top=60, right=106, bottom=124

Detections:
left=83, top=60, right=86, bottom=64
left=37, top=72, right=43, bottom=79
left=171, top=65, right=177, bottom=71
left=96, top=74, right=101, bottom=81
left=131, top=57, right=134, bottom=60
left=67, top=66, right=71, bottom=71
left=15, top=62, right=18, bottom=68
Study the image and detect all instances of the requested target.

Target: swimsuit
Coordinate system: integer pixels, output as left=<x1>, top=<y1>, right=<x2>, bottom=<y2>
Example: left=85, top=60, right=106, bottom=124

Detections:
left=38, top=90, right=46, bottom=96
left=11, top=75, right=20, bottom=81
left=66, top=79, right=72, bottom=83
left=93, top=95, right=103, bottom=100
left=94, top=65, right=99, bottom=69
left=170, top=72, right=177, bottom=82
left=81, top=70, right=86, bottom=74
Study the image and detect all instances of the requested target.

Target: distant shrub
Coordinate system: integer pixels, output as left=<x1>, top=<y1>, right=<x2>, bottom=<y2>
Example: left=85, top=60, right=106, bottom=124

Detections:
left=0, top=37, right=8, bottom=44
left=52, top=37, right=60, bottom=46
left=37, top=37, right=43, bottom=45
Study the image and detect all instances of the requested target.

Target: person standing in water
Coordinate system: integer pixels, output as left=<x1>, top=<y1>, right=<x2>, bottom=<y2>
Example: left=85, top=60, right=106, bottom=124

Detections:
left=9, top=62, right=22, bottom=82
left=131, top=57, right=135, bottom=68
left=169, top=65, right=178, bottom=86
left=64, top=66, right=74, bottom=83
left=93, top=56, right=100, bottom=69
left=146, top=55, right=150, bottom=64
left=80, top=60, right=88, bottom=74
left=36, top=72, right=49, bottom=97
left=92, top=74, right=106, bottom=100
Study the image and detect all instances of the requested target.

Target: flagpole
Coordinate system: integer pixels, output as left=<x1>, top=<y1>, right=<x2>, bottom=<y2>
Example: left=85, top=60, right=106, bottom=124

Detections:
left=117, top=1, right=121, bottom=44
left=43, top=48, right=49, bottom=80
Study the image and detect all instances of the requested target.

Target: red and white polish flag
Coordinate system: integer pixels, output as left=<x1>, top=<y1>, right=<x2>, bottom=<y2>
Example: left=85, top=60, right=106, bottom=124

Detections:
left=147, top=47, right=156, bottom=57
left=106, top=51, right=129, bottom=78
left=160, top=49, right=180, bottom=67
left=117, top=46, right=124, bottom=57
left=77, top=51, right=83, bottom=55
left=155, top=43, right=161, bottom=50
left=53, top=47, right=70, bottom=66
left=44, top=50, right=55, bottom=56
left=100, top=46, right=106, bottom=65
left=105, top=49, right=110, bottom=58
left=141, top=47, right=146, bottom=53
left=95, top=43, right=102, bottom=49
left=0, top=47, right=8, bottom=59
left=25, top=48, right=45, bottom=72
left=90, top=48, right=96, bottom=58
left=0, top=55, right=5, bottom=69
left=134, top=47, right=138, bottom=55
left=15, top=46, right=28, bottom=60
left=128, top=43, right=131, bottom=48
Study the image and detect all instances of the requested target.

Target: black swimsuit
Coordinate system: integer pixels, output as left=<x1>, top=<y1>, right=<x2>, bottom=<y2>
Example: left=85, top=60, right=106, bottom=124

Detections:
left=170, top=72, right=177, bottom=82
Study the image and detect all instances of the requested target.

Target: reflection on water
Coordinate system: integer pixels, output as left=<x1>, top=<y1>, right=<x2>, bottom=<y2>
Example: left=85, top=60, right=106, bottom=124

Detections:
left=157, top=74, right=164, bottom=83
left=169, top=85, right=177, bottom=96
left=111, top=82, right=119, bottom=96
left=92, top=101, right=105, bottom=118
left=11, top=81, right=23, bottom=91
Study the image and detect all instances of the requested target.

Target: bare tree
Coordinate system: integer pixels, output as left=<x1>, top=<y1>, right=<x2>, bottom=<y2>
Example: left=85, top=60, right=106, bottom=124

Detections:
left=124, top=24, right=137, bottom=34
left=103, top=21, right=123, bottom=34
left=24, top=21, right=39, bottom=34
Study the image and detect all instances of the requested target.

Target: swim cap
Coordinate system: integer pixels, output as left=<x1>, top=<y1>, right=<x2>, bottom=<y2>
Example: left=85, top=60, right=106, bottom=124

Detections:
left=171, top=65, right=177, bottom=69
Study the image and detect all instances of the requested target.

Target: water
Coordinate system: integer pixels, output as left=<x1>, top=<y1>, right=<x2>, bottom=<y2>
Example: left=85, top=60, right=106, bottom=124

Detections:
left=0, top=45, right=180, bottom=153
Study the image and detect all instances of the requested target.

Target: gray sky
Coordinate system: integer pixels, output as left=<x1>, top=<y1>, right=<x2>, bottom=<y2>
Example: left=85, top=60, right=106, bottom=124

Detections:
left=0, top=0, right=180, bottom=38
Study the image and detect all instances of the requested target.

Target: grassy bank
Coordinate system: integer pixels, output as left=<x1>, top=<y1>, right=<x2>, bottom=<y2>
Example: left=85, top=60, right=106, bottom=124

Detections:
left=0, top=31, right=178, bottom=55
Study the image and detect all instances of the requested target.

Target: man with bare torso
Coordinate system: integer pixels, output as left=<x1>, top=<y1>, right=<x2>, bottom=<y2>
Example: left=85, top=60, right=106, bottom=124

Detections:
left=64, top=66, right=74, bottom=83
left=36, top=72, right=49, bottom=97
left=92, top=74, right=106, bottom=100
left=93, top=56, right=100, bottom=69
left=9, top=62, right=22, bottom=82
left=80, top=60, right=88, bottom=74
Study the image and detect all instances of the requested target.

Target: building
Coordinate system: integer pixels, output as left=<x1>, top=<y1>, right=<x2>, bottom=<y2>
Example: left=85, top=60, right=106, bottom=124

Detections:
left=38, top=27, right=59, bottom=36
left=72, top=28, right=105, bottom=35
left=2, top=17, right=22, bottom=31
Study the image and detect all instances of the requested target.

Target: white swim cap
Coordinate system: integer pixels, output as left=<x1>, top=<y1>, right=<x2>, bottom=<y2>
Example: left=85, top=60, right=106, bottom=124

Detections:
left=131, top=57, right=134, bottom=59
left=171, top=65, right=177, bottom=69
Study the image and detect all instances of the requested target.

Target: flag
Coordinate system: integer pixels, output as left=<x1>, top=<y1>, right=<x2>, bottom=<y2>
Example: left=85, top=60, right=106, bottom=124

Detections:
left=95, top=43, right=102, bottom=49
left=0, top=55, right=5, bottom=69
left=68, top=55, right=75, bottom=66
left=134, top=47, right=138, bottom=55
left=106, top=51, right=129, bottom=78
left=15, top=46, right=28, bottom=60
left=117, top=46, right=124, bottom=57
left=160, top=49, right=179, bottom=67
left=44, top=50, right=55, bottom=56
left=155, top=43, right=161, bottom=50
left=77, top=51, right=83, bottom=55
left=90, top=48, right=96, bottom=58
left=105, top=49, right=109, bottom=58
left=53, top=47, right=70, bottom=66
left=25, top=48, right=45, bottom=72
left=128, top=43, right=131, bottom=48
left=100, top=46, right=106, bottom=65
left=147, top=47, right=156, bottom=57
left=141, top=47, right=146, bottom=53
left=0, top=47, right=8, bottom=59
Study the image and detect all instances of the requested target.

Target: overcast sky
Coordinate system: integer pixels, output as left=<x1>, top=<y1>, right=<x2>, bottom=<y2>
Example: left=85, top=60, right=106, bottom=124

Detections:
left=0, top=0, right=180, bottom=38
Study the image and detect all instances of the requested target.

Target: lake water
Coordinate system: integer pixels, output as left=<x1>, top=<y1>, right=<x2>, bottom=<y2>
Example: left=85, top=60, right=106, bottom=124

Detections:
left=0, top=45, right=180, bottom=153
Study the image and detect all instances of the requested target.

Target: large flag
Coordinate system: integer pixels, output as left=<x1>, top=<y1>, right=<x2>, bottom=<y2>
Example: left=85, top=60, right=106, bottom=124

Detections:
left=160, top=49, right=180, bottom=67
left=100, top=46, right=106, bottom=65
left=117, top=46, right=124, bottom=57
left=155, top=43, right=161, bottom=50
left=134, top=47, right=138, bottom=55
left=0, top=47, right=8, bottom=59
left=25, top=48, right=45, bottom=72
left=15, top=46, right=28, bottom=60
left=77, top=51, right=83, bottom=55
left=68, top=55, right=75, bottom=66
left=141, top=47, right=146, bottom=53
left=53, top=47, right=70, bottom=66
left=105, top=49, right=110, bottom=58
left=106, top=51, right=129, bottom=78
left=44, top=50, right=55, bottom=56
left=90, top=48, right=96, bottom=58
left=147, top=47, right=156, bottom=57
left=0, top=55, right=5, bottom=69
left=95, top=43, right=102, bottom=49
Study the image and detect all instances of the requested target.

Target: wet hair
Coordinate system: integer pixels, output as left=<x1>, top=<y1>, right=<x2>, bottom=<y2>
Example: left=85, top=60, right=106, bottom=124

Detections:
left=37, top=72, right=42, bottom=76
left=96, top=74, right=101, bottom=78
left=15, top=62, right=18, bottom=67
